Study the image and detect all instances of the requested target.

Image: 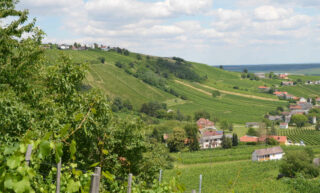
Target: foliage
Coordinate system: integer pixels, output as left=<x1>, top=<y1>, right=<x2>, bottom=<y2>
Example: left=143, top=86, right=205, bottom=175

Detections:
left=266, top=137, right=279, bottom=145
left=194, top=110, right=210, bottom=121
left=167, top=128, right=186, bottom=152
left=232, top=133, right=238, bottom=146
left=211, top=90, right=220, bottom=97
left=279, top=149, right=319, bottom=178
left=246, top=128, right=259, bottom=136
left=221, top=135, right=232, bottom=149
left=184, top=124, right=199, bottom=151
left=291, top=114, right=308, bottom=128
left=283, top=175, right=320, bottom=193
left=220, top=120, right=233, bottom=131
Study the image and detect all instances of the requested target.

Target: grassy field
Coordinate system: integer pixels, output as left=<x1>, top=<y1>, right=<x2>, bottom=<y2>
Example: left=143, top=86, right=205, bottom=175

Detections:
left=44, top=49, right=320, bottom=123
left=165, top=145, right=320, bottom=193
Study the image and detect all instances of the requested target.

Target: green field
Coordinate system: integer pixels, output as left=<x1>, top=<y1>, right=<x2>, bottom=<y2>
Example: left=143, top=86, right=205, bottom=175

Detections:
left=277, top=128, right=320, bottom=145
left=165, top=145, right=320, bottom=193
left=44, top=49, right=320, bottom=124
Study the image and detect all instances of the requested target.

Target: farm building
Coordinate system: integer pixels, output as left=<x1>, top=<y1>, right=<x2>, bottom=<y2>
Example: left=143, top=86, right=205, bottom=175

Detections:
left=258, top=86, right=270, bottom=92
left=281, top=81, right=294, bottom=86
left=279, top=123, right=288, bottom=129
left=252, top=146, right=284, bottom=162
left=254, top=73, right=266, bottom=79
left=240, top=135, right=259, bottom=143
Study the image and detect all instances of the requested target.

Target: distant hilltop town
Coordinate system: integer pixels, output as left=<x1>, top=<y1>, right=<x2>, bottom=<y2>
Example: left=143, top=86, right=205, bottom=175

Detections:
left=41, top=42, right=113, bottom=51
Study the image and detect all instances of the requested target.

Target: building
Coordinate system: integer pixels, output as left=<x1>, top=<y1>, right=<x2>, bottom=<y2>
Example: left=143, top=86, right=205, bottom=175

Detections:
left=299, top=97, right=307, bottom=103
left=281, top=81, right=294, bottom=86
left=254, top=73, right=266, bottom=79
left=273, top=91, right=288, bottom=97
left=199, top=131, right=231, bottom=149
left=252, top=146, right=284, bottom=162
left=279, top=73, right=288, bottom=79
left=245, top=122, right=262, bottom=129
left=269, top=136, right=287, bottom=145
left=197, top=118, right=216, bottom=130
left=240, top=135, right=259, bottom=143
left=258, top=86, right=270, bottom=92
left=279, top=122, right=288, bottom=129
left=268, top=115, right=283, bottom=121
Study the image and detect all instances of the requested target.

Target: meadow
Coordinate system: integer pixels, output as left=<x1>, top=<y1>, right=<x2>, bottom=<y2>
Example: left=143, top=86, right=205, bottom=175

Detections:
left=165, top=145, right=320, bottom=193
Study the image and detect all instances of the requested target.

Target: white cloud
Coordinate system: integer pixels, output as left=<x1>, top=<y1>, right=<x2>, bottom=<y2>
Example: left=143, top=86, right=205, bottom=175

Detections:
left=254, top=6, right=292, bottom=21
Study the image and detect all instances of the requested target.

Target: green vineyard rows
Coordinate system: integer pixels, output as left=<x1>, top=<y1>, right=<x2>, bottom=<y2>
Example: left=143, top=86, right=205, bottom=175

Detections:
left=277, top=128, right=320, bottom=145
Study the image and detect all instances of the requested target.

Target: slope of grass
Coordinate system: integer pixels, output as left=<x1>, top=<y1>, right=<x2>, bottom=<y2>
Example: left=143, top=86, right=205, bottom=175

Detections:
left=45, top=49, right=320, bottom=123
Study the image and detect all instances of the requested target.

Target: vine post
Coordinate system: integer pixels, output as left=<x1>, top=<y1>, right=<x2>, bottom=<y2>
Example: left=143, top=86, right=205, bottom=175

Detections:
left=25, top=144, right=32, bottom=166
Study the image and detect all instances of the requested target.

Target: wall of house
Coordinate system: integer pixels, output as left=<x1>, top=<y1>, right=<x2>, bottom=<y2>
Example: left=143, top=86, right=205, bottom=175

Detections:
left=251, top=152, right=258, bottom=161
left=270, top=153, right=283, bottom=160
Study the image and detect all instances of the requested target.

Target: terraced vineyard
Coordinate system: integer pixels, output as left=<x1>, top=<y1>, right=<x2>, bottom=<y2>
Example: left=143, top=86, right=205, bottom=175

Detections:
left=277, top=128, right=320, bottom=145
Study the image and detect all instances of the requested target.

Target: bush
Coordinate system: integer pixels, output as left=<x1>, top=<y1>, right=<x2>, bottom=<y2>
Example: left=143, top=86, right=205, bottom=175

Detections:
left=194, top=110, right=210, bottom=120
left=212, top=90, right=221, bottom=98
left=280, top=149, right=319, bottom=178
left=266, top=137, right=279, bottom=145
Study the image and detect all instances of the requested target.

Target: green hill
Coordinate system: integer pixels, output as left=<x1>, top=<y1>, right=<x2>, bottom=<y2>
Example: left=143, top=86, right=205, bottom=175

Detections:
left=44, top=49, right=320, bottom=123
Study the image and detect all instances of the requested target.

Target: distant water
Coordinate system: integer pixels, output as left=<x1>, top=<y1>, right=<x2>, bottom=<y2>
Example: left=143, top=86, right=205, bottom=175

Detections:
left=219, top=63, right=320, bottom=74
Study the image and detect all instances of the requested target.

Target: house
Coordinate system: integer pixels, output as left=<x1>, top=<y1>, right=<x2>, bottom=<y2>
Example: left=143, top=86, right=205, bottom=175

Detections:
left=199, top=131, right=231, bottom=149
left=281, top=81, right=294, bottom=86
left=252, top=146, right=284, bottom=162
left=299, top=97, right=307, bottom=103
left=197, top=118, right=216, bottom=130
left=279, top=122, right=289, bottom=129
left=279, top=73, right=288, bottom=79
left=290, top=105, right=302, bottom=110
left=58, top=44, right=70, bottom=50
left=296, top=102, right=313, bottom=110
left=240, top=135, right=259, bottom=143
left=246, top=122, right=261, bottom=129
left=254, top=73, right=266, bottom=79
left=284, top=94, right=295, bottom=100
left=268, top=115, right=283, bottom=121
left=258, top=86, right=270, bottom=92
left=273, top=91, right=288, bottom=97
left=313, top=116, right=317, bottom=124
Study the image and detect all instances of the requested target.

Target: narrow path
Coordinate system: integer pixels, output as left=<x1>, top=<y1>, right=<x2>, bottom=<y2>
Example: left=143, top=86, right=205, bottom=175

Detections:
left=175, top=80, right=280, bottom=102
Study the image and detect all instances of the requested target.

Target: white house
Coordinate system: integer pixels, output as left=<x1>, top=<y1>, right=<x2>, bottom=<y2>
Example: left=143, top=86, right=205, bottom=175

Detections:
left=279, top=122, right=288, bottom=129
left=199, top=131, right=232, bottom=149
left=252, top=146, right=284, bottom=162
left=299, top=97, right=307, bottom=103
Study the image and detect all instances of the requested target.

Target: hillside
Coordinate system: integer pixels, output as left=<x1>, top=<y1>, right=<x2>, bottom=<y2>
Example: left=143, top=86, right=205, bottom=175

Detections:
left=45, top=49, right=320, bottom=124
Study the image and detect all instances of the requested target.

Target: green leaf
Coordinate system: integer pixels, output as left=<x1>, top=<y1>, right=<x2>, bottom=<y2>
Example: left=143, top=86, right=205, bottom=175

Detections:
left=55, top=142, right=63, bottom=163
left=13, top=177, right=31, bottom=193
left=39, top=140, right=51, bottom=159
left=43, top=131, right=53, bottom=140
left=74, top=113, right=84, bottom=122
left=4, top=175, right=16, bottom=189
left=66, top=179, right=81, bottom=193
left=60, top=124, right=71, bottom=138
left=90, top=162, right=100, bottom=168
left=19, top=144, right=26, bottom=153
left=7, top=155, right=22, bottom=169
left=70, top=140, right=76, bottom=160
left=91, top=108, right=97, bottom=114
left=102, top=171, right=115, bottom=181
left=102, top=149, right=108, bottom=155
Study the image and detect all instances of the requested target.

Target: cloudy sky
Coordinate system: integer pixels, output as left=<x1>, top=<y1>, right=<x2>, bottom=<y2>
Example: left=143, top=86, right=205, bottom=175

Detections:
left=16, top=0, right=320, bottom=65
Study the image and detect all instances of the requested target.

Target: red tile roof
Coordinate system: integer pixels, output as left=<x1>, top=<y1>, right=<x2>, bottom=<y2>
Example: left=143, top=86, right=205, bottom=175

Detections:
left=240, top=135, right=259, bottom=142
left=197, top=118, right=214, bottom=129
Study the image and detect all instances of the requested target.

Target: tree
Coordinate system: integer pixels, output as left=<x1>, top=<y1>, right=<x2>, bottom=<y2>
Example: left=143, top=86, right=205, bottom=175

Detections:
left=221, top=134, right=232, bottom=149
left=219, top=65, right=224, bottom=69
left=232, top=133, right=238, bottom=146
left=184, top=124, right=199, bottom=151
left=243, top=69, right=248, bottom=73
left=247, top=128, right=259, bottom=136
left=194, top=110, right=210, bottom=120
left=291, top=114, right=308, bottom=128
left=136, top=54, right=142, bottom=60
left=280, top=149, right=319, bottom=178
left=220, top=120, right=232, bottom=131
left=212, top=90, right=221, bottom=98
left=98, top=57, right=105, bottom=63
left=167, top=128, right=186, bottom=152
left=266, top=137, right=279, bottom=145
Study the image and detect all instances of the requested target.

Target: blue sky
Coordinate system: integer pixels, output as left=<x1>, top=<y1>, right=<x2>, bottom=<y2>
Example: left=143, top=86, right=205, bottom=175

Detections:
left=16, top=0, right=320, bottom=65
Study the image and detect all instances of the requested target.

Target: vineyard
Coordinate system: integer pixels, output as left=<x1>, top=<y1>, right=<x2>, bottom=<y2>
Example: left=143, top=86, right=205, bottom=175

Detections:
left=277, top=128, right=320, bottom=145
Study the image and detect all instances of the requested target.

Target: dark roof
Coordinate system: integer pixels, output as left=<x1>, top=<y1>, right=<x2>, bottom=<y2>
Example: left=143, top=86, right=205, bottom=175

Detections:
left=253, top=146, right=283, bottom=156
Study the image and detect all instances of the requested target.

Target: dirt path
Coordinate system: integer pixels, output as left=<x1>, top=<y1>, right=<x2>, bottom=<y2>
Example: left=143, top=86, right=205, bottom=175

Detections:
left=175, top=159, right=249, bottom=169
left=175, top=80, right=280, bottom=102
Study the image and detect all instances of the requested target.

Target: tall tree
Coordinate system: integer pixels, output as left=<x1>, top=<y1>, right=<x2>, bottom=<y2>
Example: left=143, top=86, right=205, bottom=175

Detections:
left=232, top=133, right=238, bottom=146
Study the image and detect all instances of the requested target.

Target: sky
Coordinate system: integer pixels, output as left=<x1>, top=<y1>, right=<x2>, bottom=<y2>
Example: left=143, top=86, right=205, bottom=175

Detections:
left=14, top=0, right=320, bottom=65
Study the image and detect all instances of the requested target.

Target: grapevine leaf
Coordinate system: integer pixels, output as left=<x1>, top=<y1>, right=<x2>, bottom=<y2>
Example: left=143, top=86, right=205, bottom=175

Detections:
left=55, top=142, right=63, bottom=163
left=66, top=179, right=81, bottom=193
left=90, top=162, right=100, bottom=168
left=70, top=140, right=76, bottom=160
left=7, top=155, right=21, bottom=169
left=39, top=140, right=51, bottom=159
left=102, top=171, right=115, bottom=181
